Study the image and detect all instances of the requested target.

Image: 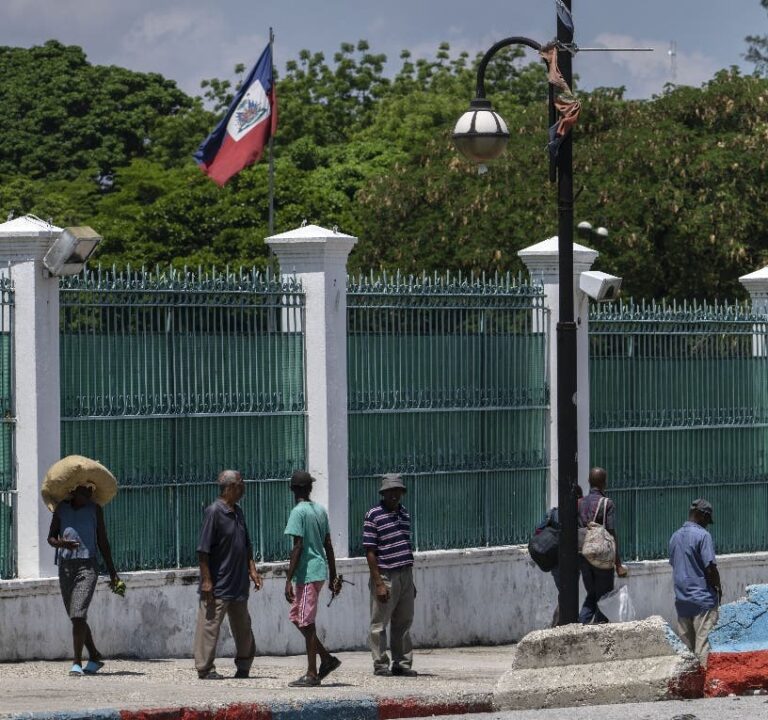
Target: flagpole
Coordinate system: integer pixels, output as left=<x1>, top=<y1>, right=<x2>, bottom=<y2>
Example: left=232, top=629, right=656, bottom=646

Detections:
left=268, top=26, right=276, bottom=236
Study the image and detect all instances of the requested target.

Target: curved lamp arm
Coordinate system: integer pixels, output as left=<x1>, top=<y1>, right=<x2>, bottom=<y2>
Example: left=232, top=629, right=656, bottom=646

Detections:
left=474, top=36, right=543, bottom=99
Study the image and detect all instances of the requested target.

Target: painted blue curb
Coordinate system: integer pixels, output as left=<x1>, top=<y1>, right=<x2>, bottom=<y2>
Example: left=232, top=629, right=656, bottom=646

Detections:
left=6, top=711, right=120, bottom=720
left=710, top=584, right=768, bottom=653
left=270, top=697, right=378, bottom=720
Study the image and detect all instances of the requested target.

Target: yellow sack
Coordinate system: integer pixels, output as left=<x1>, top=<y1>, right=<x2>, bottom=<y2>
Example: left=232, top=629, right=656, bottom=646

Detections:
left=41, top=455, right=118, bottom=512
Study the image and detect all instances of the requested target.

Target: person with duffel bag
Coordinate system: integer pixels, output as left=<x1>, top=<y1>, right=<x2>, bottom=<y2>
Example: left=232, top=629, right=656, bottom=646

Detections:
left=528, top=485, right=583, bottom=626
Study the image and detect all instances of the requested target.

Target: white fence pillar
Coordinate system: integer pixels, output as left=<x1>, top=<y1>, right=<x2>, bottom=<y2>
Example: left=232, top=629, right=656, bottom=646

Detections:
left=0, top=216, right=62, bottom=579
left=518, top=237, right=598, bottom=507
left=266, top=224, right=357, bottom=558
left=741, top=266, right=768, bottom=357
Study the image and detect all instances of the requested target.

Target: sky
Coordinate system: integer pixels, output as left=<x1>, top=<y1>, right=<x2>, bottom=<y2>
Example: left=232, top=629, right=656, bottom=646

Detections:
left=1, top=0, right=766, bottom=100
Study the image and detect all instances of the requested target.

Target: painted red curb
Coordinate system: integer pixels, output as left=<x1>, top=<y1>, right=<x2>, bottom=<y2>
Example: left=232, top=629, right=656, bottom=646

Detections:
left=120, top=710, right=185, bottom=720
left=667, top=667, right=705, bottom=700
left=706, top=650, right=768, bottom=697
left=377, top=695, right=494, bottom=719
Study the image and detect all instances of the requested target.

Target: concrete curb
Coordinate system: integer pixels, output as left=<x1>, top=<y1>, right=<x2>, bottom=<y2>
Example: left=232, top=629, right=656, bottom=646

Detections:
left=706, top=584, right=768, bottom=696
left=4, top=693, right=494, bottom=720
left=494, top=616, right=703, bottom=710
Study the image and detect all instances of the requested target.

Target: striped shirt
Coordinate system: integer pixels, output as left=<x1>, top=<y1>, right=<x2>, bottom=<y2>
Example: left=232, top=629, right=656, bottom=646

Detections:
left=362, top=502, right=414, bottom=570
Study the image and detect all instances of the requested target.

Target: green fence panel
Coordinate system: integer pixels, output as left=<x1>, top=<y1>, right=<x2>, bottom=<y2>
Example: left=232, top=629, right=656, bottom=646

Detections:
left=347, top=273, right=549, bottom=552
left=0, top=277, right=14, bottom=578
left=60, top=269, right=306, bottom=569
left=590, top=299, right=768, bottom=560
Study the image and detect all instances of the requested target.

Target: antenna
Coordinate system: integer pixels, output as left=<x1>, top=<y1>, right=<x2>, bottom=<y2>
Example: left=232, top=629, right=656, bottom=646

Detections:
left=668, top=40, right=677, bottom=81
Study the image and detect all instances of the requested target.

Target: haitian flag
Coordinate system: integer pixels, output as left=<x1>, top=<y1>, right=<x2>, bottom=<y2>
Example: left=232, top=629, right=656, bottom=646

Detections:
left=194, top=43, right=277, bottom=186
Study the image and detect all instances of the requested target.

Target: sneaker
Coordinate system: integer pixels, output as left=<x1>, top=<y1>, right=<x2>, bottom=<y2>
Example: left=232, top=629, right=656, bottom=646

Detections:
left=288, top=673, right=320, bottom=687
left=234, top=670, right=249, bottom=679
left=374, top=667, right=392, bottom=676
left=391, top=666, right=417, bottom=677
left=84, top=660, right=105, bottom=675
left=318, top=656, right=341, bottom=681
left=68, top=663, right=84, bottom=677
left=198, top=669, right=225, bottom=680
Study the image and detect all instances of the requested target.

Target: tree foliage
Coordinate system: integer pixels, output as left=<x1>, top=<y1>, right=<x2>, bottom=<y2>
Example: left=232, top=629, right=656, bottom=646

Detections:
left=1, top=35, right=768, bottom=299
left=746, top=0, right=768, bottom=75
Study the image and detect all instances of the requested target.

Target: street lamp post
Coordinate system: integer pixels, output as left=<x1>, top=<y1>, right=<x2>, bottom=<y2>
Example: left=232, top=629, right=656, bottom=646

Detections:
left=452, top=2, right=581, bottom=624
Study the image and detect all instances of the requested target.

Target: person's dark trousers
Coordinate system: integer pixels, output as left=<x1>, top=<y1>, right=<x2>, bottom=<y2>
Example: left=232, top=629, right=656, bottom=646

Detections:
left=579, top=557, right=614, bottom=624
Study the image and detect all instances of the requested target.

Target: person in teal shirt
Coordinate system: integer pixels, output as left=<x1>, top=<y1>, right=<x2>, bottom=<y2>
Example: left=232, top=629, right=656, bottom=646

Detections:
left=284, top=470, right=342, bottom=686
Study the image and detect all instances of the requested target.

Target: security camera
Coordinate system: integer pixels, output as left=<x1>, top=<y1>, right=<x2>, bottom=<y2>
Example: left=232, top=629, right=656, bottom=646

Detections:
left=579, top=271, right=622, bottom=302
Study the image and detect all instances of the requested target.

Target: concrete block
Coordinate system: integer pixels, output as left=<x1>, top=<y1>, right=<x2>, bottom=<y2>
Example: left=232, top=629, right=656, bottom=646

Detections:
left=494, top=616, right=703, bottom=710
left=707, top=584, right=768, bottom=696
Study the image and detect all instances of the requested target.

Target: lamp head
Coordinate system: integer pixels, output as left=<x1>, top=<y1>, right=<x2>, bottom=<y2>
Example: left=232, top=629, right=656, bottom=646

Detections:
left=43, top=226, right=101, bottom=276
left=452, top=98, right=509, bottom=163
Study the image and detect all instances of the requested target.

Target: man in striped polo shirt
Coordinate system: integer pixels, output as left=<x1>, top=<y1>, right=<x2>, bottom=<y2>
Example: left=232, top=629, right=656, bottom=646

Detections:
left=363, top=473, right=417, bottom=677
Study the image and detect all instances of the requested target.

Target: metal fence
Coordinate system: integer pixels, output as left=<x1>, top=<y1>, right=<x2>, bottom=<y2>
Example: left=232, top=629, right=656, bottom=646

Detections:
left=59, top=268, right=305, bottom=570
left=347, top=273, right=549, bottom=554
left=0, top=275, right=14, bottom=578
left=590, top=299, right=768, bottom=560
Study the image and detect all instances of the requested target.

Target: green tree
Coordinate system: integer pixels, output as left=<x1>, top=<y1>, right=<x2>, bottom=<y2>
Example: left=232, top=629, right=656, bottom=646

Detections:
left=745, top=0, right=768, bottom=74
left=0, top=40, right=200, bottom=179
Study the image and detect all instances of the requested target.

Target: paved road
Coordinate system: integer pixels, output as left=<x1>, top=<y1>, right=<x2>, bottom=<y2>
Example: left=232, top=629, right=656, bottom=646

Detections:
left=434, top=695, right=768, bottom=720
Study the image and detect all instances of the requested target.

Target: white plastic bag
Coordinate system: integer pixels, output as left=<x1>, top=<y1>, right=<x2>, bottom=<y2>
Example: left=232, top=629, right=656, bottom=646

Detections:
left=597, top=585, right=637, bottom=623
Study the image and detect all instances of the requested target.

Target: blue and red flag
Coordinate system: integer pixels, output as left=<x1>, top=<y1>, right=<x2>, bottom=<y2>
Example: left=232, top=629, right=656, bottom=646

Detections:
left=194, top=43, right=278, bottom=186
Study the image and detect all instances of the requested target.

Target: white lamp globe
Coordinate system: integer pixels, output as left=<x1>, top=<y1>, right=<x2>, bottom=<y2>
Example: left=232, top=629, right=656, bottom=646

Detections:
left=452, top=100, right=510, bottom=163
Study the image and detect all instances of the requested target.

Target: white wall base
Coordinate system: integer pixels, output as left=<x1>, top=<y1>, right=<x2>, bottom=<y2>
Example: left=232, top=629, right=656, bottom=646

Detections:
left=1, top=547, right=766, bottom=661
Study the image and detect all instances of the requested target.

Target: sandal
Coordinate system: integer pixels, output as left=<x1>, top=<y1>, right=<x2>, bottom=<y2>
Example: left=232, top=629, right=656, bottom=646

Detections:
left=288, top=673, right=320, bottom=687
left=84, top=660, right=105, bottom=675
left=69, top=664, right=84, bottom=676
left=318, top=656, right=341, bottom=680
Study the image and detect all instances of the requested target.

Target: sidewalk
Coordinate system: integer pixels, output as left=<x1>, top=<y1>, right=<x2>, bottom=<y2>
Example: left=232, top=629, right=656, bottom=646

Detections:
left=0, top=645, right=507, bottom=719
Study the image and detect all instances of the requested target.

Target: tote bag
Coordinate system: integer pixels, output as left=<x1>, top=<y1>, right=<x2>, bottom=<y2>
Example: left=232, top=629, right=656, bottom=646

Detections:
left=580, top=497, right=616, bottom=570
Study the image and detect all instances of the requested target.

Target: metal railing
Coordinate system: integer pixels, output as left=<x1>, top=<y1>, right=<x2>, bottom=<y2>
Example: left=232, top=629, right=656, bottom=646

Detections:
left=590, top=299, right=768, bottom=560
left=0, top=275, right=14, bottom=578
left=60, top=268, right=306, bottom=568
left=347, top=272, right=550, bottom=553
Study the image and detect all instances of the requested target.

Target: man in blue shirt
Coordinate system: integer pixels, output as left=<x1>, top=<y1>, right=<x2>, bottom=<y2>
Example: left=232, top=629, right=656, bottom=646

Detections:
left=194, top=470, right=263, bottom=679
left=668, top=499, right=722, bottom=664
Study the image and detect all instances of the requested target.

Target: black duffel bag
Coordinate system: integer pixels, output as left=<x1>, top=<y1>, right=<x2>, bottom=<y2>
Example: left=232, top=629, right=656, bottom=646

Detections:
left=528, top=525, right=560, bottom=571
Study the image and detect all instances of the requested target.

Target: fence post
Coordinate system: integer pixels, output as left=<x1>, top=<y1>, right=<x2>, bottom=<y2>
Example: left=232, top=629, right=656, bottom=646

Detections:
left=266, top=224, right=357, bottom=558
left=0, top=216, right=62, bottom=578
left=740, top=266, right=768, bottom=356
left=518, top=236, right=598, bottom=507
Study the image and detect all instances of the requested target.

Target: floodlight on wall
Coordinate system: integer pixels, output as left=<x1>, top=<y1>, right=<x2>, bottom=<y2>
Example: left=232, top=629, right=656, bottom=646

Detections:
left=42, top=226, right=101, bottom=276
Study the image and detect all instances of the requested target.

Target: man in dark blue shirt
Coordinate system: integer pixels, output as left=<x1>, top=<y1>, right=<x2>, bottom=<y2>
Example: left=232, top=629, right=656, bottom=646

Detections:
left=669, top=499, right=721, bottom=664
left=194, top=470, right=263, bottom=679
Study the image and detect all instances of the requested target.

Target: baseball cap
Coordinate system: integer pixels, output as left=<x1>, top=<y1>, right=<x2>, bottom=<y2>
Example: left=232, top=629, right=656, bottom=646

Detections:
left=690, top=498, right=714, bottom=522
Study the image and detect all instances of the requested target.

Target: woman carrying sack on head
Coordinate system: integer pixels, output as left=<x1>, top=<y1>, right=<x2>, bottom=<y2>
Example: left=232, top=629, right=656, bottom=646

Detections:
left=578, top=467, right=628, bottom=624
left=43, top=456, right=123, bottom=676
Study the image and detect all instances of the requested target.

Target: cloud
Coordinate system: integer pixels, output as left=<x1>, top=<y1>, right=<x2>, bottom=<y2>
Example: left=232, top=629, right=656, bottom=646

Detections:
left=117, top=6, right=267, bottom=95
left=581, top=33, right=721, bottom=98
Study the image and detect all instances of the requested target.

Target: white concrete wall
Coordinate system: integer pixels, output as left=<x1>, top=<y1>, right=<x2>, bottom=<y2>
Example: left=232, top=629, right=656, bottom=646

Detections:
left=2, top=547, right=766, bottom=662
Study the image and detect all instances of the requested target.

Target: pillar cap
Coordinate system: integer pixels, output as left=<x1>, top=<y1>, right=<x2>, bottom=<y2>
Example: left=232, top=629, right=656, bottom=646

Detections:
left=265, top=224, right=358, bottom=272
left=740, top=265, right=768, bottom=293
left=518, top=236, right=599, bottom=275
left=0, top=215, right=62, bottom=237
left=0, top=215, right=62, bottom=261
left=266, top=223, right=357, bottom=244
